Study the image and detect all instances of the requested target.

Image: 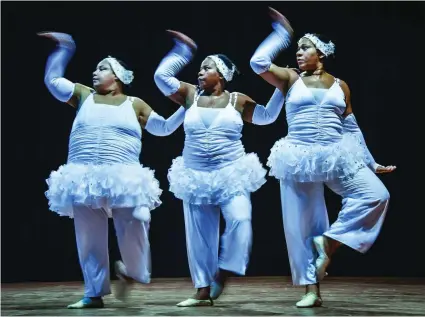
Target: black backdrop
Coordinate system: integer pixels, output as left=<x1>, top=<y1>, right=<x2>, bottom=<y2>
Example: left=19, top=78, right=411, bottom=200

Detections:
left=2, top=1, right=424, bottom=283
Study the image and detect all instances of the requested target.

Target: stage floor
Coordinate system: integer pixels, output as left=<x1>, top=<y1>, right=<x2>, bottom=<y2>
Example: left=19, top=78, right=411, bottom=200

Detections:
left=2, top=277, right=425, bottom=316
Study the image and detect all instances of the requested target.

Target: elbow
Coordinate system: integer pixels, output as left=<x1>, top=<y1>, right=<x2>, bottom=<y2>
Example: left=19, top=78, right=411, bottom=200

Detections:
left=44, top=75, right=55, bottom=88
left=154, top=72, right=180, bottom=97
left=146, top=128, right=169, bottom=137
left=269, top=115, right=279, bottom=124
left=252, top=116, right=275, bottom=126
left=250, top=55, right=270, bottom=75
left=159, top=127, right=172, bottom=137
left=153, top=70, right=164, bottom=87
left=264, top=115, right=278, bottom=125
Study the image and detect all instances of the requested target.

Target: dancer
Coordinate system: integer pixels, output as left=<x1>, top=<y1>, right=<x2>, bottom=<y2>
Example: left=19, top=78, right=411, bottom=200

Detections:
left=250, top=8, right=396, bottom=308
left=154, top=30, right=285, bottom=306
left=39, top=31, right=186, bottom=308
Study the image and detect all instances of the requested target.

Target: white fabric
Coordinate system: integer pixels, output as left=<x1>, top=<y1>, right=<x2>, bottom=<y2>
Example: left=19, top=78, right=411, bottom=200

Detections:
left=197, top=107, right=221, bottom=129
left=132, top=206, right=151, bottom=222
left=168, top=92, right=267, bottom=205
left=299, top=34, right=335, bottom=57
left=43, top=41, right=76, bottom=102
left=252, top=88, right=286, bottom=125
left=267, top=78, right=371, bottom=182
left=206, top=55, right=236, bottom=82
left=171, top=92, right=262, bottom=290
left=309, top=88, right=327, bottom=104
left=45, top=94, right=162, bottom=217
left=154, top=39, right=194, bottom=96
left=250, top=22, right=291, bottom=74
left=46, top=77, right=75, bottom=102
left=183, top=193, right=252, bottom=288
left=343, top=113, right=378, bottom=171
left=145, top=106, right=186, bottom=136
left=280, top=167, right=389, bottom=285
left=74, top=205, right=151, bottom=297
left=101, top=56, right=134, bottom=85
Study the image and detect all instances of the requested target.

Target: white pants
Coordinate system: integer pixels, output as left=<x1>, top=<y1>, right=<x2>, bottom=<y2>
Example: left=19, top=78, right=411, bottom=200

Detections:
left=280, top=167, right=390, bottom=285
left=73, top=205, right=151, bottom=297
left=183, top=193, right=252, bottom=288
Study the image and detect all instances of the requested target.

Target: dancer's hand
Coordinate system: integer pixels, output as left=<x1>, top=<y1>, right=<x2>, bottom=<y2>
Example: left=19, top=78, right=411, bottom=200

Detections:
left=375, top=164, right=396, bottom=174
left=37, top=31, right=76, bottom=49
left=268, top=7, right=294, bottom=38
left=166, top=30, right=197, bottom=52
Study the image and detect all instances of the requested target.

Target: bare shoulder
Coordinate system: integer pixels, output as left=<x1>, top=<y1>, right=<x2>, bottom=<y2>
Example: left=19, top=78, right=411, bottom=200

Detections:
left=129, top=96, right=152, bottom=116
left=75, top=83, right=94, bottom=94
left=68, top=83, right=93, bottom=108
left=234, top=92, right=256, bottom=105
left=233, top=92, right=256, bottom=114
left=288, top=71, right=300, bottom=87
left=130, top=96, right=147, bottom=109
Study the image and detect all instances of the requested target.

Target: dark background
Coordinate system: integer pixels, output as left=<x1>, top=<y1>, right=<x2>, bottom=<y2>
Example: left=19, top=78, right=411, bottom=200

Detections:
left=2, top=1, right=424, bottom=283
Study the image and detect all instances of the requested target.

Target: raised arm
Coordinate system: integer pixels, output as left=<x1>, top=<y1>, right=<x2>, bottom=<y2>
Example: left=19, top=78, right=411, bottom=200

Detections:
left=340, top=80, right=396, bottom=174
left=133, top=97, right=185, bottom=137
left=250, top=7, right=299, bottom=93
left=154, top=30, right=198, bottom=108
left=38, top=32, right=91, bottom=108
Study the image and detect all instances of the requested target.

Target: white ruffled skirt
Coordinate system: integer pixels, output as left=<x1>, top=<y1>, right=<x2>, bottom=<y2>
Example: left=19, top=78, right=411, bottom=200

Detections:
left=45, top=163, right=162, bottom=218
left=168, top=153, right=267, bottom=205
left=267, top=133, right=370, bottom=183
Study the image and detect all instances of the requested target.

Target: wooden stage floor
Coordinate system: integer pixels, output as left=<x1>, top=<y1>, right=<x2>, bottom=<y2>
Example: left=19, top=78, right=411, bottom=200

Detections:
left=2, top=277, right=425, bottom=316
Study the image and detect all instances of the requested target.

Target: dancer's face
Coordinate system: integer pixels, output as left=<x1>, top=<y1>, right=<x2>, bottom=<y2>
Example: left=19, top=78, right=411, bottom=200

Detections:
left=198, top=58, right=222, bottom=89
left=296, top=38, right=323, bottom=71
left=93, top=60, right=117, bottom=88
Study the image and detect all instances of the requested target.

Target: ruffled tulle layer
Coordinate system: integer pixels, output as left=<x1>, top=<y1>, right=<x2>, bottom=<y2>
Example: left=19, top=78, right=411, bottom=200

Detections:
left=267, top=133, right=370, bottom=182
left=168, top=153, right=267, bottom=205
left=45, top=163, right=162, bottom=218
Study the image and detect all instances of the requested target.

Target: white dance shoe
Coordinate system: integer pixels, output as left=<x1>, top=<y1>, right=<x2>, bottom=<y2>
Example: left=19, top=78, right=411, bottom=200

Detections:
left=67, top=297, right=104, bottom=309
left=176, top=297, right=214, bottom=307
left=296, top=292, right=323, bottom=308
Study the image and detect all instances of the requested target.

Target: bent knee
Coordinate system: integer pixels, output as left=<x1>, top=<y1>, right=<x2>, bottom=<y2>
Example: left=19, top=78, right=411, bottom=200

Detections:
left=371, top=186, right=390, bottom=205
left=231, top=212, right=252, bottom=222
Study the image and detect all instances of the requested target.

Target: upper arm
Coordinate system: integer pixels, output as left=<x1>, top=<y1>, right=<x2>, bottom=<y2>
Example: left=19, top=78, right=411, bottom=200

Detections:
left=167, top=81, right=197, bottom=108
left=132, top=97, right=153, bottom=129
left=67, top=83, right=93, bottom=109
left=235, top=93, right=257, bottom=123
left=259, top=64, right=299, bottom=93
left=339, top=79, right=353, bottom=117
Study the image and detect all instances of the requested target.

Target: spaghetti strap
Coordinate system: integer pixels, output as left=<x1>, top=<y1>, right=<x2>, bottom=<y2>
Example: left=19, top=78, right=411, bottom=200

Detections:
left=231, top=92, right=238, bottom=108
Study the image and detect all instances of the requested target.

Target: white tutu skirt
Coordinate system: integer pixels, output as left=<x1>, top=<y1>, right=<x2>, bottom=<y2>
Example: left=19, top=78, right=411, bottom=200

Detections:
left=45, top=163, right=162, bottom=218
left=167, top=153, right=267, bottom=205
left=267, top=133, right=370, bottom=183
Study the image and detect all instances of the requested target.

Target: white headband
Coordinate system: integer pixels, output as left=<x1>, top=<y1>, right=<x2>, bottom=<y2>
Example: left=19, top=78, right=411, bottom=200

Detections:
left=205, top=55, right=236, bottom=82
left=101, top=56, right=134, bottom=85
left=299, top=34, right=335, bottom=57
